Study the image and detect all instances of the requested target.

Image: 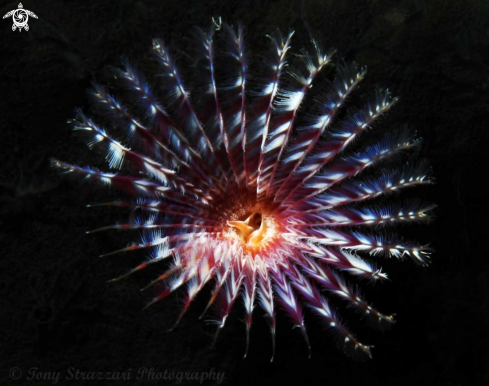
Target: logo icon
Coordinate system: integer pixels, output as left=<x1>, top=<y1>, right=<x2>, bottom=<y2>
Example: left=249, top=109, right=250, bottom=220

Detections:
left=3, top=3, right=37, bottom=32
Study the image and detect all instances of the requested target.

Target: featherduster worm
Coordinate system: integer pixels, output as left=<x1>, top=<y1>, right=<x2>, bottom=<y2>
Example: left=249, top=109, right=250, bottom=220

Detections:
left=52, top=21, right=434, bottom=361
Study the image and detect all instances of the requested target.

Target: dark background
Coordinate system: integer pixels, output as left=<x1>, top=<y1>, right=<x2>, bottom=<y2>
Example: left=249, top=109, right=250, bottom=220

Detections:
left=1, top=0, right=488, bottom=385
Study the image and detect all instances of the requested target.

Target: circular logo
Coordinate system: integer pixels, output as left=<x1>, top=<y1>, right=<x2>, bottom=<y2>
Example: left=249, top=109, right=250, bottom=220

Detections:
left=10, top=367, right=22, bottom=380
left=12, top=9, right=28, bottom=28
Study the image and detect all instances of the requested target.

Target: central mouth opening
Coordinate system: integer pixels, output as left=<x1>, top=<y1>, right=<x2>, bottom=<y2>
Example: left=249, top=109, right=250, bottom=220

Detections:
left=227, top=211, right=267, bottom=247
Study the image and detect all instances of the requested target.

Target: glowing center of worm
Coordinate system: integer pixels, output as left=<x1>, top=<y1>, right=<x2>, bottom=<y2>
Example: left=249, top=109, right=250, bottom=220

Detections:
left=228, top=212, right=268, bottom=248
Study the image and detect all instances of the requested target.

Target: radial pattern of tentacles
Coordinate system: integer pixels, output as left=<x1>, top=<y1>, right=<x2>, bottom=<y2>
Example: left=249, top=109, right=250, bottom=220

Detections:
left=52, top=22, right=434, bottom=361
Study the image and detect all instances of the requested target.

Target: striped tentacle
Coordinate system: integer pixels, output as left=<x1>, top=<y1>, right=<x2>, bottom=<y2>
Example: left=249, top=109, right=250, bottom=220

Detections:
left=218, top=24, right=249, bottom=190
left=199, top=243, right=240, bottom=319
left=108, top=244, right=175, bottom=283
left=316, top=247, right=388, bottom=282
left=269, top=257, right=311, bottom=356
left=281, top=127, right=421, bottom=210
left=170, top=242, right=224, bottom=330
left=255, top=256, right=277, bottom=361
left=300, top=227, right=431, bottom=265
left=87, top=209, right=219, bottom=238
left=305, top=289, right=372, bottom=359
left=270, top=62, right=366, bottom=201
left=287, top=201, right=436, bottom=228
left=241, top=256, right=257, bottom=358
left=152, top=39, right=230, bottom=184
left=257, top=40, right=333, bottom=202
left=192, top=27, right=234, bottom=182
left=248, top=30, right=294, bottom=198
left=285, top=161, right=433, bottom=214
left=88, top=222, right=218, bottom=234
left=212, top=254, right=246, bottom=343
left=192, top=27, right=226, bottom=155
left=100, top=231, right=222, bottom=258
left=87, top=199, right=225, bottom=224
left=279, top=89, right=398, bottom=206
left=140, top=260, right=186, bottom=293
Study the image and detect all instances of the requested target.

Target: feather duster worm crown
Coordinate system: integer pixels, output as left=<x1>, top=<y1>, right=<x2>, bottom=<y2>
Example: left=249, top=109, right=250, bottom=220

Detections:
left=52, top=21, right=434, bottom=361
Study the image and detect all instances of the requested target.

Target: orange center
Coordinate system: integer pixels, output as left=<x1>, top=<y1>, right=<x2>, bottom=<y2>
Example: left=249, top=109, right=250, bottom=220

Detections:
left=227, top=212, right=267, bottom=248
